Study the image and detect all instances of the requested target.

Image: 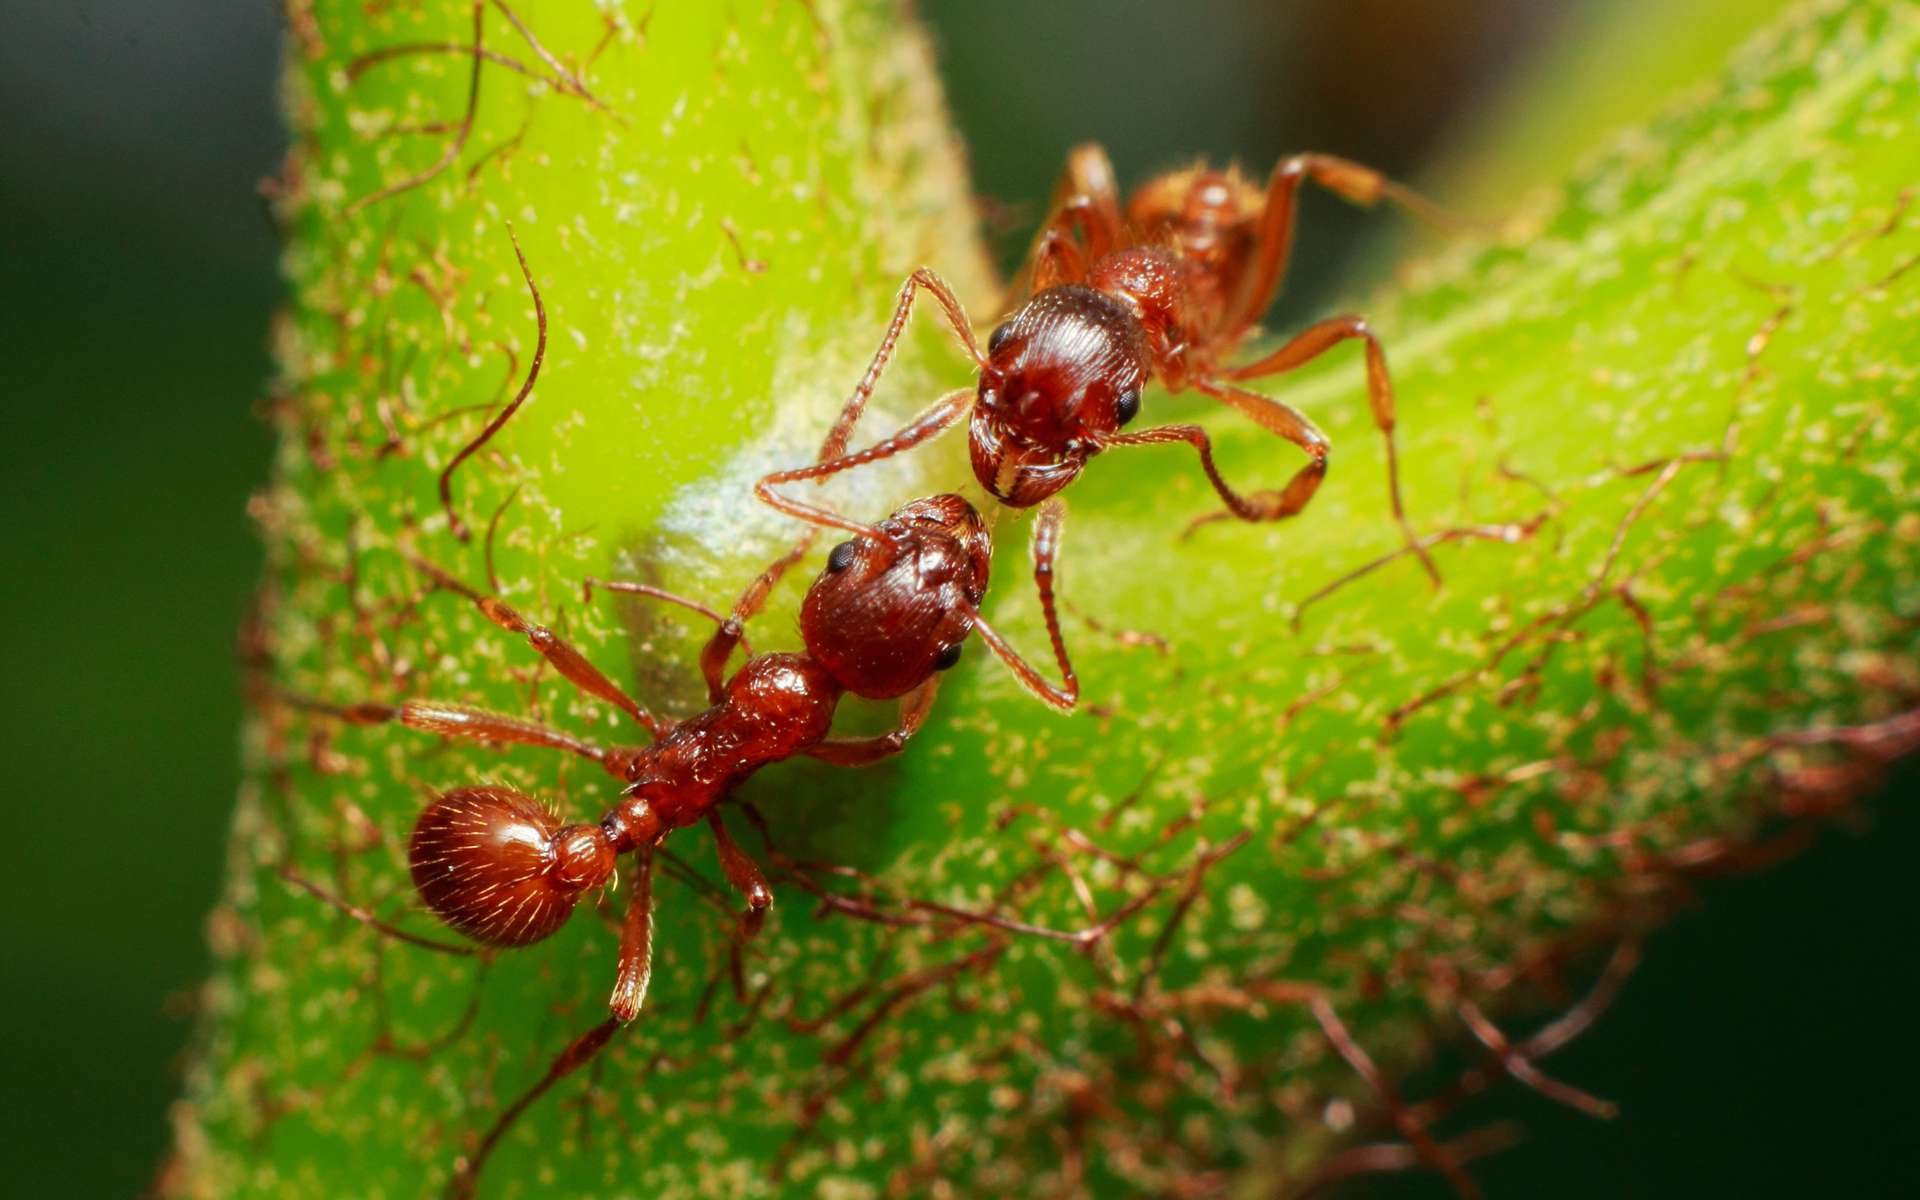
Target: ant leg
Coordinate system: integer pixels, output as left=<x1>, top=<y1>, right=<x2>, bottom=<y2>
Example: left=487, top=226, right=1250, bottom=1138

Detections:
left=707, top=811, right=773, bottom=938
left=753, top=386, right=974, bottom=539
left=803, top=676, right=941, bottom=766
left=746, top=266, right=982, bottom=597
left=1028, top=499, right=1078, bottom=704
left=472, top=595, right=674, bottom=736
left=1224, top=152, right=1456, bottom=338
left=692, top=550, right=821, bottom=705
left=445, top=839, right=657, bottom=1195
left=446, top=1017, right=621, bottom=1200
left=396, top=701, right=618, bottom=768
left=968, top=501, right=1079, bottom=713
left=1106, top=423, right=1289, bottom=520
left=1223, top=316, right=1440, bottom=584
left=407, top=557, right=676, bottom=733
left=296, top=695, right=631, bottom=778
left=1042, top=143, right=1124, bottom=262
left=1180, top=378, right=1329, bottom=536
left=1012, top=143, right=1123, bottom=299
left=683, top=524, right=871, bottom=707
left=607, top=844, right=656, bottom=1021
left=1028, top=228, right=1090, bottom=292
left=823, top=268, right=983, bottom=464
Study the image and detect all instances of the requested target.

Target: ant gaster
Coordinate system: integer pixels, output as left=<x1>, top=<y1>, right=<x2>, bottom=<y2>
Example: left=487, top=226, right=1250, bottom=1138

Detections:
left=320, top=493, right=1063, bottom=1195
left=749, top=145, right=1453, bottom=710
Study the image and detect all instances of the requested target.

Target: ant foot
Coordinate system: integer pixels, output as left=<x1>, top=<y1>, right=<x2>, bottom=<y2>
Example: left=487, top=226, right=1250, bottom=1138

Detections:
left=1178, top=509, right=1234, bottom=541
left=1179, top=490, right=1296, bottom=541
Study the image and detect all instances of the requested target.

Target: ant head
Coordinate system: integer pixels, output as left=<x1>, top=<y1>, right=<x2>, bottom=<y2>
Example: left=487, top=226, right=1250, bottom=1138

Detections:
left=800, top=494, right=991, bottom=699
left=409, top=786, right=615, bottom=947
left=972, top=285, right=1149, bottom=502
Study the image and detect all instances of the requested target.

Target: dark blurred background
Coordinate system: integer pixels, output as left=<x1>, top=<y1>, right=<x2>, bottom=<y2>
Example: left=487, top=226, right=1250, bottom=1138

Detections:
left=0, top=2, right=1911, bottom=1196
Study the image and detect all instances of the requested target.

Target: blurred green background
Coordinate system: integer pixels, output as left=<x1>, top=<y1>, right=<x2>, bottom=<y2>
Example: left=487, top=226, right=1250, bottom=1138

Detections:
left=1, top=2, right=1911, bottom=1196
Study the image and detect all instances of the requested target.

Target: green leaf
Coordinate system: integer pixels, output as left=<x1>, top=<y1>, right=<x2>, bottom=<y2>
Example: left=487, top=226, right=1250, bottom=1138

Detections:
left=176, top=1, right=1919, bottom=1195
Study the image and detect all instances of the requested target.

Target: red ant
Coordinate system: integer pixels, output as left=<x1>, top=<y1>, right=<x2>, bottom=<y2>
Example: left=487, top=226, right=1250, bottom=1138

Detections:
left=751, top=144, right=1453, bottom=708
left=311, top=492, right=1064, bottom=1195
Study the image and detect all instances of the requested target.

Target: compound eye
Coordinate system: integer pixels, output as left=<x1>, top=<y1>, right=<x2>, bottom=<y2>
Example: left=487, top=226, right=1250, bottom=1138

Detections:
left=826, top=540, right=857, bottom=573
left=1114, top=387, right=1142, bottom=426
left=933, top=642, right=963, bottom=670
left=987, top=321, right=1014, bottom=356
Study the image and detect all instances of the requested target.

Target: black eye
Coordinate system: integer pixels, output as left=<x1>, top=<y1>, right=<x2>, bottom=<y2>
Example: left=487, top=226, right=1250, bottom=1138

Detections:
left=826, top=541, right=856, bottom=573
left=1115, top=387, right=1142, bottom=426
left=987, top=321, right=1013, bottom=356
left=933, top=642, right=963, bottom=670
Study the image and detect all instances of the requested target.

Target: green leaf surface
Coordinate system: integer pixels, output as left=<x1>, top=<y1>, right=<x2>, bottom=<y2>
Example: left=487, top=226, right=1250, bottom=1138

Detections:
left=177, top=1, right=1919, bottom=1196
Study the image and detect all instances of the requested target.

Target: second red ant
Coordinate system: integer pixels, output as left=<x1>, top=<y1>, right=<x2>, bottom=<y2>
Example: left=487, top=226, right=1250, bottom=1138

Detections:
left=751, top=144, right=1454, bottom=710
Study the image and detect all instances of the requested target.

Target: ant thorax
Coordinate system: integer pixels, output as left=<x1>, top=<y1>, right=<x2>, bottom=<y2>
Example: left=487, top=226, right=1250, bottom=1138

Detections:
left=1085, top=247, right=1190, bottom=369
left=624, top=653, right=842, bottom=829
left=1125, top=168, right=1265, bottom=335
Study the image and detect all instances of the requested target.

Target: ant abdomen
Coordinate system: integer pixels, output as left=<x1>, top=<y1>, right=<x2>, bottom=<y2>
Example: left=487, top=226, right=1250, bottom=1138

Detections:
left=408, top=786, right=615, bottom=947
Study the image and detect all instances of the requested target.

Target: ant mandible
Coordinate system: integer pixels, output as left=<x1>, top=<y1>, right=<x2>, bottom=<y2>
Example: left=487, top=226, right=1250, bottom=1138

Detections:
left=749, top=144, right=1452, bottom=710
left=316, top=492, right=1063, bottom=1195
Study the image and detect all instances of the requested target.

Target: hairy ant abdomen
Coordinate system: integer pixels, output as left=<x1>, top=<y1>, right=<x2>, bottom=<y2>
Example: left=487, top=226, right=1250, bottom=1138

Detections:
left=409, top=786, right=614, bottom=947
